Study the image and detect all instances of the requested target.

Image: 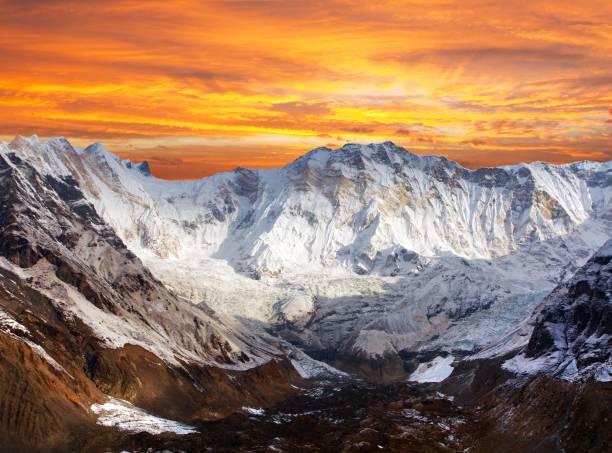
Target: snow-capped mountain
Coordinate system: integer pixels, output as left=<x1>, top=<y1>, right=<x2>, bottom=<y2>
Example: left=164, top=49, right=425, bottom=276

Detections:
left=0, top=138, right=282, bottom=370
left=11, top=137, right=610, bottom=270
left=1, top=135, right=610, bottom=451
left=2, top=136, right=611, bottom=380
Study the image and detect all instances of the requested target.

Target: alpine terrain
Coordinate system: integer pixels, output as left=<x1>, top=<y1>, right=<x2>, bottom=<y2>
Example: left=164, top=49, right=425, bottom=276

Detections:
left=0, top=136, right=609, bottom=452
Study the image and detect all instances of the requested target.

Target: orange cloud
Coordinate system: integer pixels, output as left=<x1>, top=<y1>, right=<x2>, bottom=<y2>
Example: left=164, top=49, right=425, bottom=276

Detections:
left=0, top=0, right=611, bottom=178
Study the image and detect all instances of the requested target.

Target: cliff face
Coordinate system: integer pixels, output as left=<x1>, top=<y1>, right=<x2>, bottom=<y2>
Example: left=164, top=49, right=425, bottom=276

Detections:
left=503, top=240, right=612, bottom=382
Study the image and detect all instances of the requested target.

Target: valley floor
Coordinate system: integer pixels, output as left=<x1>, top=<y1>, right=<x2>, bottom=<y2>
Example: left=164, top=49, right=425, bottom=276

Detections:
left=46, top=372, right=610, bottom=453
left=64, top=380, right=482, bottom=453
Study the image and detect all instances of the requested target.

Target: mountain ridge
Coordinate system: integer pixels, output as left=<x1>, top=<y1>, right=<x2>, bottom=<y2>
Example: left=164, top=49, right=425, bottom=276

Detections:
left=8, top=134, right=612, bottom=181
left=2, top=135, right=609, bottom=376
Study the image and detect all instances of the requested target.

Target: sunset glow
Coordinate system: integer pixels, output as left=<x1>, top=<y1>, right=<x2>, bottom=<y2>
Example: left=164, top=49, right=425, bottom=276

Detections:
left=1, top=0, right=611, bottom=178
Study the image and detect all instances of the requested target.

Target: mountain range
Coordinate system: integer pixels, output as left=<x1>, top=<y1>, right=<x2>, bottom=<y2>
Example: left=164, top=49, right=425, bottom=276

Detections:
left=0, top=136, right=609, bottom=452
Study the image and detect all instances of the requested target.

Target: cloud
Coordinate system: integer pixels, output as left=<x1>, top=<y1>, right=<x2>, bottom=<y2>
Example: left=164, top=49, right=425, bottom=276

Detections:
left=0, top=0, right=611, bottom=176
left=461, top=138, right=488, bottom=146
left=270, top=101, right=332, bottom=116
left=383, top=45, right=590, bottom=68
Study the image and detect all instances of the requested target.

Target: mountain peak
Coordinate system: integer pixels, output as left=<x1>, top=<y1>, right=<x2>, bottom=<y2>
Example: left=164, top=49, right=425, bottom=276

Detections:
left=83, top=142, right=116, bottom=163
left=124, top=159, right=152, bottom=176
left=337, top=141, right=405, bottom=155
left=136, top=160, right=151, bottom=176
left=43, top=136, right=74, bottom=151
left=8, top=134, right=40, bottom=149
left=290, top=141, right=417, bottom=172
left=84, top=142, right=107, bottom=154
left=7, top=135, right=76, bottom=159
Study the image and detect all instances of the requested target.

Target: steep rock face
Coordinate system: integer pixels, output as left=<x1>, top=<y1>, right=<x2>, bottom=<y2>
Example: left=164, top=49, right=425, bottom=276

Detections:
left=503, top=240, right=612, bottom=382
left=444, top=355, right=611, bottom=453
left=439, top=242, right=611, bottom=452
left=0, top=265, right=302, bottom=451
left=102, top=142, right=607, bottom=273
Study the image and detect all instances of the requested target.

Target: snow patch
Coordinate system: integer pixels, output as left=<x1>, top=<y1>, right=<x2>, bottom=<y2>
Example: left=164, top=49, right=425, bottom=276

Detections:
left=0, top=308, right=70, bottom=375
left=409, top=355, right=454, bottom=383
left=594, top=364, right=612, bottom=382
left=502, top=353, right=558, bottom=376
left=242, top=406, right=265, bottom=416
left=91, top=398, right=197, bottom=435
left=0, top=308, right=29, bottom=335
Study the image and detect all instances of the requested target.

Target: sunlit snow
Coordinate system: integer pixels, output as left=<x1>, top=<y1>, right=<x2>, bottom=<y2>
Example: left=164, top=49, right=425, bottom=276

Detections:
left=91, top=398, right=197, bottom=435
left=409, top=355, right=454, bottom=383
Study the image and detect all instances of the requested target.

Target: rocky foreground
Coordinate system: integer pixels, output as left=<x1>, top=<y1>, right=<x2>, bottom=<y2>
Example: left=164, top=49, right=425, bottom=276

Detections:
left=22, top=368, right=607, bottom=453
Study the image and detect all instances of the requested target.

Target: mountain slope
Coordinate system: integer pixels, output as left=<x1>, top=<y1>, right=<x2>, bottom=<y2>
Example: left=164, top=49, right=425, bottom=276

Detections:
left=79, top=143, right=610, bottom=265
left=0, top=137, right=280, bottom=368
left=10, top=137, right=610, bottom=271
left=442, top=242, right=611, bottom=453
left=0, top=135, right=609, bottom=451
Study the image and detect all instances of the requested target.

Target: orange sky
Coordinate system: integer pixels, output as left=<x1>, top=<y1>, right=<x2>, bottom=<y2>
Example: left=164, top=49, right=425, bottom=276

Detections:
left=1, top=0, right=611, bottom=179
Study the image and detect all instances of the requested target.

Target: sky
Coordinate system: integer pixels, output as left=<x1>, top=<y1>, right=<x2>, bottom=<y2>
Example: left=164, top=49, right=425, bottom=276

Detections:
left=0, top=0, right=611, bottom=179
